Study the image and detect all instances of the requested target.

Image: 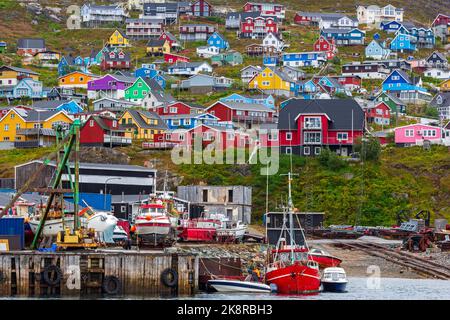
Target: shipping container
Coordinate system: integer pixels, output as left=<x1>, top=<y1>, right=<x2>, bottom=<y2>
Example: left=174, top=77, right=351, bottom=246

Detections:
left=0, top=217, right=25, bottom=249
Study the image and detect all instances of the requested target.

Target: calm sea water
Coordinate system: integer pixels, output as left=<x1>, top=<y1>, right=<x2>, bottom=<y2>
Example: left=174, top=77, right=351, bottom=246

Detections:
left=1, top=277, right=449, bottom=300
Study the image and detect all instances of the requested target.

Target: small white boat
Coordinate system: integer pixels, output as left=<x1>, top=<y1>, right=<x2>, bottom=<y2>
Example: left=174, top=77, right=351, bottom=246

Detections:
left=321, top=267, right=348, bottom=293
left=216, top=220, right=247, bottom=241
left=207, top=279, right=273, bottom=293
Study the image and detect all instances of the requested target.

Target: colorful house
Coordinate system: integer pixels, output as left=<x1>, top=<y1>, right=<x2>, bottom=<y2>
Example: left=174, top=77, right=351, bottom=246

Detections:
left=440, top=79, right=450, bottom=92
left=389, top=33, right=416, bottom=52
left=248, top=66, right=294, bottom=97
left=0, top=107, right=73, bottom=147
left=107, top=29, right=130, bottom=47
left=58, top=71, right=96, bottom=89
left=146, top=39, right=171, bottom=56
left=100, top=50, right=131, bottom=71
left=394, top=124, right=444, bottom=147
left=12, top=78, right=44, bottom=99
left=219, top=93, right=275, bottom=109
left=154, top=101, right=205, bottom=115
left=192, top=0, right=212, bottom=17
left=0, top=66, right=39, bottom=87
left=365, top=40, right=391, bottom=60
left=160, top=113, right=219, bottom=130
left=166, top=62, right=212, bottom=76
left=16, top=38, right=46, bottom=56
left=313, top=36, right=337, bottom=60
left=87, top=74, right=136, bottom=100
left=163, top=53, right=190, bottom=64
left=119, top=109, right=167, bottom=140
left=159, top=31, right=181, bottom=50
left=210, top=50, right=243, bottom=67
left=430, top=92, right=450, bottom=120
left=58, top=55, right=88, bottom=76
left=277, top=99, right=365, bottom=156
left=365, top=102, right=391, bottom=125
left=239, top=15, right=279, bottom=39
left=398, top=26, right=435, bottom=49
left=375, top=92, right=407, bottom=114
left=207, top=32, right=229, bottom=51
left=320, top=28, right=365, bottom=46
left=282, top=52, right=326, bottom=68
left=33, top=100, right=83, bottom=114
left=382, top=70, right=432, bottom=104
left=124, top=77, right=164, bottom=103
left=80, top=115, right=131, bottom=147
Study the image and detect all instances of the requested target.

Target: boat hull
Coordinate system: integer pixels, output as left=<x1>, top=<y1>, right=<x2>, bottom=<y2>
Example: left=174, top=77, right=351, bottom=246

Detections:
left=135, top=222, right=171, bottom=237
left=266, top=264, right=321, bottom=294
left=309, top=254, right=342, bottom=268
left=322, top=281, right=347, bottom=293
left=208, top=280, right=272, bottom=293
left=178, top=227, right=217, bottom=242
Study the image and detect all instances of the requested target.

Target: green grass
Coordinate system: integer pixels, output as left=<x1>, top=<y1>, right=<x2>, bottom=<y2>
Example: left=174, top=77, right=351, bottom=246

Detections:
left=0, top=146, right=56, bottom=178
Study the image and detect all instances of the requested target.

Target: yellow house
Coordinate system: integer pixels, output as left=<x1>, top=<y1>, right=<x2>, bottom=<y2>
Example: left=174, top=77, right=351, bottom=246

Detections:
left=0, top=66, right=39, bottom=87
left=119, top=109, right=167, bottom=140
left=440, top=79, right=450, bottom=92
left=248, top=66, right=293, bottom=97
left=146, top=39, right=171, bottom=56
left=107, top=29, right=130, bottom=47
left=0, top=107, right=73, bottom=147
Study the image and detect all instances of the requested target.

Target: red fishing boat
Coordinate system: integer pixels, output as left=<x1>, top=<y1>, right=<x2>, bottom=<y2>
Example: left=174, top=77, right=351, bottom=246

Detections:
left=308, top=248, right=342, bottom=268
left=177, top=217, right=221, bottom=241
left=264, top=172, right=321, bottom=295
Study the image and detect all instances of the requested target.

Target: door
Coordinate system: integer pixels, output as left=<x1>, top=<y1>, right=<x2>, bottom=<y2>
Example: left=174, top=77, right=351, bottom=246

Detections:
left=341, top=147, right=348, bottom=156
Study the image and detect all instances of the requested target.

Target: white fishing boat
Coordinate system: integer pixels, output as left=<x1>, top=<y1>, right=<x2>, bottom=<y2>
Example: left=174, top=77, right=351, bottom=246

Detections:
left=28, top=209, right=118, bottom=243
left=216, top=220, right=247, bottom=241
left=321, top=267, right=348, bottom=293
left=207, top=278, right=273, bottom=293
left=134, top=201, right=173, bottom=243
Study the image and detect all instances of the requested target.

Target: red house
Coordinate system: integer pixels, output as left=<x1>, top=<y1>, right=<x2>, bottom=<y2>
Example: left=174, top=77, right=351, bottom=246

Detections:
left=80, top=115, right=131, bottom=147
left=294, top=12, right=323, bottom=26
left=100, top=50, right=131, bottom=71
left=191, top=0, right=212, bottom=17
left=431, top=14, right=450, bottom=27
left=154, top=124, right=251, bottom=150
left=239, top=16, right=279, bottom=39
left=243, top=2, right=285, bottom=19
left=152, top=101, right=204, bottom=115
left=365, top=102, right=391, bottom=126
left=158, top=31, right=180, bottom=50
left=313, top=36, right=337, bottom=60
left=276, top=99, right=365, bottom=156
left=331, top=75, right=362, bottom=91
left=164, top=53, right=190, bottom=65
left=206, top=101, right=276, bottom=129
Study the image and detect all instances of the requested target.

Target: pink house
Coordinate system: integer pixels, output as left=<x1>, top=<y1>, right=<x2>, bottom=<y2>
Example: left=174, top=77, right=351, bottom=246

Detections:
left=394, top=124, right=444, bottom=146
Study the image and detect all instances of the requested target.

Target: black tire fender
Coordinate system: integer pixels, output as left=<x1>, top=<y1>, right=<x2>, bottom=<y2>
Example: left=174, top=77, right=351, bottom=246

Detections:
left=43, top=265, right=62, bottom=286
left=161, top=268, right=178, bottom=288
left=102, top=275, right=122, bottom=295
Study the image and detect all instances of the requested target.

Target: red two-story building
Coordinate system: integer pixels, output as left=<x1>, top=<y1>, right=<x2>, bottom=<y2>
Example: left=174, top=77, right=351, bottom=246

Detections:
left=240, top=16, right=279, bottom=39
left=206, top=101, right=276, bottom=129
left=276, top=99, right=365, bottom=156
left=313, top=36, right=337, bottom=60
left=243, top=2, right=285, bottom=19
left=163, top=53, right=190, bottom=65
left=80, top=115, right=131, bottom=147
left=152, top=101, right=204, bottom=115
left=365, top=102, right=391, bottom=126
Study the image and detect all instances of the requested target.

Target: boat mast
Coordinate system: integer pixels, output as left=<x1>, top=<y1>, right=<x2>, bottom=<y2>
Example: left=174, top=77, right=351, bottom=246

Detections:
left=287, top=171, right=295, bottom=264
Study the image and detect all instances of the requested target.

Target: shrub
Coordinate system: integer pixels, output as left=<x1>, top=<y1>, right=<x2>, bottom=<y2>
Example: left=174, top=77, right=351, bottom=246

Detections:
left=354, top=136, right=381, bottom=161
left=318, top=147, right=347, bottom=170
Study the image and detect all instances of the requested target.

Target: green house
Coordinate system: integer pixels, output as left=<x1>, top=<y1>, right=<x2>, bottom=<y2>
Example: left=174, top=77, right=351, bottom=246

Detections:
left=211, top=50, right=243, bottom=67
left=125, top=76, right=164, bottom=102
left=0, top=41, right=7, bottom=53
left=375, top=92, right=407, bottom=114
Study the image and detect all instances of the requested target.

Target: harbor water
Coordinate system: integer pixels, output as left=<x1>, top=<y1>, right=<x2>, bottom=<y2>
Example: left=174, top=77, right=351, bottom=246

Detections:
left=1, top=277, right=449, bottom=300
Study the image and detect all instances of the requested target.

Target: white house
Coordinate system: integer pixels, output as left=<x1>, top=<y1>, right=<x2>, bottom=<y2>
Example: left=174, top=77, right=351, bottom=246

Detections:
left=80, top=4, right=127, bottom=26
left=319, top=15, right=359, bottom=29
left=357, top=4, right=403, bottom=25
left=423, top=68, right=450, bottom=80
left=167, top=61, right=213, bottom=76
left=240, top=65, right=262, bottom=83
left=196, top=46, right=220, bottom=58
left=262, top=32, right=287, bottom=52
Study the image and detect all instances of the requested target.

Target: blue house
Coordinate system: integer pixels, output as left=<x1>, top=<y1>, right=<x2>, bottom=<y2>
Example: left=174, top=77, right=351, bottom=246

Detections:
left=135, top=67, right=159, bottom=79
left=293, top=79, right=320, bottom=99
left=12, top=78, right=44, bottom=99
left=408, top=27, right=435, bottom=49
left=365, top=40, right=391, bottom=60
left=207, top=32, right=229, bottom=51
left=320, top=28, right=365, bottom=46
left=315, top=76, right=347, bottom=95
left=33, top=99, right=83, bottom=114
left=382, top=69, right=432, bottom=104
left=263, top=56, right=279, bottom=67
left=282, top=52, right=326, bottom=68
left=58, top=55, right=88, bottom=76
left=390, top=33, right=416, bottom=52
left=380, top=21, right=404, bottom=33
left=219, top=93, right=275, bottom=109
left=160, top=113, right=220, bottom=130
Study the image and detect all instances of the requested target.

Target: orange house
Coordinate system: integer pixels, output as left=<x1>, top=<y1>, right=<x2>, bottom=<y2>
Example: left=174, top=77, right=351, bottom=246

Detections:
left=58, top=71, right=97, bottom=89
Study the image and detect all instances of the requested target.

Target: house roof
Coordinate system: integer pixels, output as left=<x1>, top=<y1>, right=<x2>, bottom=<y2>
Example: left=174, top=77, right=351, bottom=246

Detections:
left=268, top=66, right=293, bottom=82
left=147, top=39, right=166, bottom=47
left=93, top=97, right=139, bottom=106
left=426, top=51, right=447, bottom=62
left=87, top=115, right=126, bottom=132
left=126, top=109, right=168, bottom=130
left=17, top=38, right=45, bottom=49
left=20, top=159, right=155, bottom=172
left=321, top=28, right=365, bottom=34
left=32, top=100, right=76, bottom=110
left=169, top=61, right=209, bottom=69
left=278, top=99, right=365, bottom=130
left=211, top=101, right=274, bottom=113
left=161, top=31, right=177, bottom=42
left=430, top=92, right=450, bottom=108
left=142, top=77, right=163, bottom=92
left=0, top=65, right=39, bottom=75
left=23, top=109, right=67, bottom=122
left=376, top=92, right=406, bottom=106
left=104, top=51, right=131, bottom=62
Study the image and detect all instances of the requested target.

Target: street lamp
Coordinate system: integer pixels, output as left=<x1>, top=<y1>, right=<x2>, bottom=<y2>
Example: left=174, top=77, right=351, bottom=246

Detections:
left=104, top=177, right=122, bottom=210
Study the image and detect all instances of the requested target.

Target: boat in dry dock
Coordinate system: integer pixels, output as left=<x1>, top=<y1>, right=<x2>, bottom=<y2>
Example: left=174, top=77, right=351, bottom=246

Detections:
left=134, top=201, right=175, bottom=244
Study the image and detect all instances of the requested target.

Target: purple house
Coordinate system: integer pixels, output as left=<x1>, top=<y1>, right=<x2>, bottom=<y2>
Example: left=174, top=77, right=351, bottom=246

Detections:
left=87, top=74, right=136, bottom=100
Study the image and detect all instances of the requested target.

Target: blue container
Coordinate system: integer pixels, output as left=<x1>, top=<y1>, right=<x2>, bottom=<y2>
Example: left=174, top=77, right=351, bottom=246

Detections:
left=0, top=217, right=25, bottom=249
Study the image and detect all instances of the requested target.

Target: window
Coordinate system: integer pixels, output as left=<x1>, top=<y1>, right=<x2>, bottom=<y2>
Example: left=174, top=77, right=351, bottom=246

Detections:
left=304, top=132, right=321, bottom=144
left=286, top=132, right=292, bottom=140
left=89, top=120, right=94, bottom=127
left=405, top=129, right=414, bottom=137
left=16, top=124, right=20, bottom=130
left=304, top=117, right=321, bottom=129
left=170, top=107, right=177, bottom=113
left=228, top=189, right=233, bottom=203
left=4, top=124, right=9, bottom=131
left=172, top=119, right=180, bottom=126
left=285, top=147, right=292, bottom=154
left=268, top=131, right=278, bottom=141
left=10, top=113, right=15, bottom=119
left=184, top=119, right=191, bottom=125
left=203, top=189, right=208, bottom=202
left=337, top=132, right=348, bottom=141
left=304, top=146, right=310, bottom=155
left=120, top=205, right=126, bottom=213
left=314, top=147, right=321, bottom=155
